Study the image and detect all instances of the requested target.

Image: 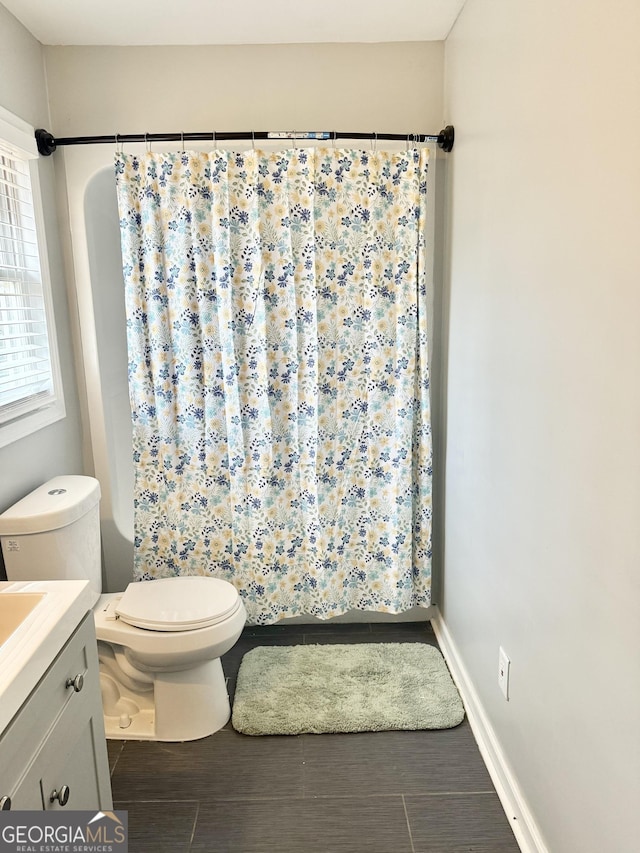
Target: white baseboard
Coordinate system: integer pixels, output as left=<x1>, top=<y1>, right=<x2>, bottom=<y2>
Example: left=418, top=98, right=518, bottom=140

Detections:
left=431, top=610, right=549, bottom=853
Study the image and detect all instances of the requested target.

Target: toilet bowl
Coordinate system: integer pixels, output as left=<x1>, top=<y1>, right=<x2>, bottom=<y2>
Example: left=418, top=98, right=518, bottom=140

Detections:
left=93, top=577, right=246, bottom=740
left=0, top=476, right=247, bottom=741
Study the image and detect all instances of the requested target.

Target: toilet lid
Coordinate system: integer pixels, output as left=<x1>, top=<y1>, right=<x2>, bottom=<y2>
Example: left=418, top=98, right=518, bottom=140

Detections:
left=115, top=577, right=240, bottom=631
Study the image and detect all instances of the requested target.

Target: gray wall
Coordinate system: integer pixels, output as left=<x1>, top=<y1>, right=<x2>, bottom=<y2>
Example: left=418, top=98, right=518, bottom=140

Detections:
left=43, top=42, right=443, bottom=138
left=443, top=1, right=640, bottom=851
left=0, top=4, right=84, bottom=522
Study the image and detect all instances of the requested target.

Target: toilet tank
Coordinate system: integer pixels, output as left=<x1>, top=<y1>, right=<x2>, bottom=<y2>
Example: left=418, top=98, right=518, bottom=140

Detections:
left=0, top=476, right=102, bottom=601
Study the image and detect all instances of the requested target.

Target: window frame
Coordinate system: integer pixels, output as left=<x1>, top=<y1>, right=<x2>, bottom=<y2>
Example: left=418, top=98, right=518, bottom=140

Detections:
left=0, top=103, right=65, bottom=448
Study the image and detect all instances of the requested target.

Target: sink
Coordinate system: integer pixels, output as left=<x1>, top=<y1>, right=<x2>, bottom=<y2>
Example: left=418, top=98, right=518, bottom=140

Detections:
left=0, top=593, right=45, bottom=645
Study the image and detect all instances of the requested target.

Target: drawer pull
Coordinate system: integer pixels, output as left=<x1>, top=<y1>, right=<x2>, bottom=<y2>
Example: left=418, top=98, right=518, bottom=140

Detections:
left=50, top=786, right=70, bottom=806
left=0, top=796, right=11, bottom=810
left=65, top=674, right=84, bottom=693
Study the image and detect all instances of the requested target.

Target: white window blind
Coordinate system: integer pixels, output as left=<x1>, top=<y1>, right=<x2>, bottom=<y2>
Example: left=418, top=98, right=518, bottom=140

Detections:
left=0, top=146, right=55, bottom=422
left=0, top=105, right=64, bottom=446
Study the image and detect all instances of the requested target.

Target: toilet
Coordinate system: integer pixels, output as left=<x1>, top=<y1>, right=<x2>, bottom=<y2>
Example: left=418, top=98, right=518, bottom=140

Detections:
left=0, top=475, right=246, bottom=741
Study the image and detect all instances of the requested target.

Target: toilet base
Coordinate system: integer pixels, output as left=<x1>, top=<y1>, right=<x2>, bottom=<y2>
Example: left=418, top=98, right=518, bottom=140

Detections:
left=101, top=657, right=231, bottom=741
left=103, top=703, right=156, bottom=740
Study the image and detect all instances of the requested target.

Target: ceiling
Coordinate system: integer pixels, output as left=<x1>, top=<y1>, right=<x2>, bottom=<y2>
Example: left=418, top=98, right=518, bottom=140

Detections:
left=2, top=0, right=467, bottom=46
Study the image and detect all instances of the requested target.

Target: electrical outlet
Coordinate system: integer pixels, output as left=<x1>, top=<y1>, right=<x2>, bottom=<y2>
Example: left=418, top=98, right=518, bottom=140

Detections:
left=498, top=647, right=510, bottom=700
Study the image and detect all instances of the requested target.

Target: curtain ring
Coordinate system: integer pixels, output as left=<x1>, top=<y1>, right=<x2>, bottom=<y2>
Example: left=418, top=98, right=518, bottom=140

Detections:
left=371, top=132, right=377, bottom=153
left=332, top=131, right=336, bottom=150
left=293, top=131, right=297, bottom=150
left=212, top=130, right=216, bottom=147
left=180, top=131, right=184, bottom=152
left=145, top=132, right=151, bottom=153
left=252, top=130, right=255, bottom=151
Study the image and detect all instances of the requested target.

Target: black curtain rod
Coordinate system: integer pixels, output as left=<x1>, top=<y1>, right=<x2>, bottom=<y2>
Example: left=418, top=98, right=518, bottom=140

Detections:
left=35, top=126, right=454, bottom=156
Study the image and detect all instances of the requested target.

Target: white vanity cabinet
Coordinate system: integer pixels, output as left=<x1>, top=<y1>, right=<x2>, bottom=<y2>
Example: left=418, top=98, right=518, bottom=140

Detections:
left=0, top=612, right=112, bottom=812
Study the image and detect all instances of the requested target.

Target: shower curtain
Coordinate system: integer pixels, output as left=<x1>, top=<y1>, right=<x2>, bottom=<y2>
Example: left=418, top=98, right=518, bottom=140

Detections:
left=115, top=146, right=432, bottom=623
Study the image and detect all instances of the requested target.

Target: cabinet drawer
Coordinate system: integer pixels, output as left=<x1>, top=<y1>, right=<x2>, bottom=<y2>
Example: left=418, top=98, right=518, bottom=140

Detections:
left=0, top=613, right=96, bottom=792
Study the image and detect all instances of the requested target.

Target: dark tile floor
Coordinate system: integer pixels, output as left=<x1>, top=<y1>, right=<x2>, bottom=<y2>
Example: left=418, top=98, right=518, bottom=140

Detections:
left=108, top=622, right=520, bottom=852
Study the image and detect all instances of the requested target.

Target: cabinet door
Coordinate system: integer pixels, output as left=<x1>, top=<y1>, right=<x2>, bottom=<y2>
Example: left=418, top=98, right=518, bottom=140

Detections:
left=40, top=702, right=106, bottom=812
left=2, top=776, right=43, bottom=810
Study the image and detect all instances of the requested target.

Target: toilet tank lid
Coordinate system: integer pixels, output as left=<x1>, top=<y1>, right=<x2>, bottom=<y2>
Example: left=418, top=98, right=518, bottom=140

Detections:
left=0, top=476, right=101, bottom=536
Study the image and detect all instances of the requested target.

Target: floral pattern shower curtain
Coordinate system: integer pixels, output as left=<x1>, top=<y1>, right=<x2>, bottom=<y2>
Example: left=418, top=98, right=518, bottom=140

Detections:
left=115, top=146, right=432, bottom=623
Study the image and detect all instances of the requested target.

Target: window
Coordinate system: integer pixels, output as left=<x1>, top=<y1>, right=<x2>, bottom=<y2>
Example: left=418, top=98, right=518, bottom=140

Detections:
left=0, top=105, right=64, bottom=447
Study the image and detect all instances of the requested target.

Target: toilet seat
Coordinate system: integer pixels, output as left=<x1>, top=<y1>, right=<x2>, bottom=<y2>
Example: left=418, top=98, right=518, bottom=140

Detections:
left=115, top=577, right=240, bottom=632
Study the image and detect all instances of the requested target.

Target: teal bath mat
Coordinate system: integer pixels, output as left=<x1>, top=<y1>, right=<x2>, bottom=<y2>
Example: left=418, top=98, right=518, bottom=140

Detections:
left=231, top=642, right=465, bottom=736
